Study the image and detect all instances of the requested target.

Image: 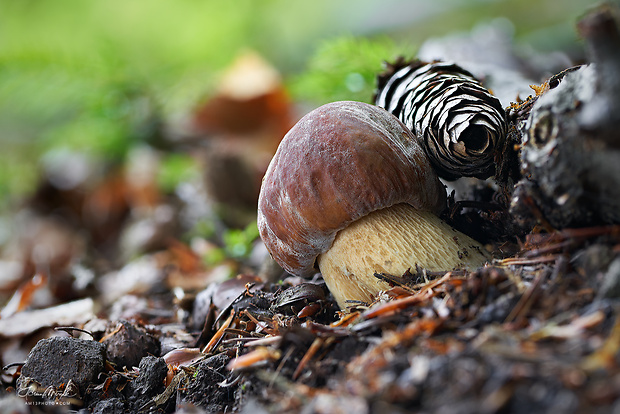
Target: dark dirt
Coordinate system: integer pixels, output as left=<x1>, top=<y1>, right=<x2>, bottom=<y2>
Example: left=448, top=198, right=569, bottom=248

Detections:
left=178, top=353, right=236, bottom=412
left=102, top=320, right=161, bottom=370
left=18, top=336, right=105, bottom=399
left=124, top=356, right=168, bottom=412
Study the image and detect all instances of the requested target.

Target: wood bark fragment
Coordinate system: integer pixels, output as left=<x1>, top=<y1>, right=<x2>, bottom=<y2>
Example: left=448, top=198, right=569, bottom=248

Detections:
left=510, top=5, right=620, bottom=229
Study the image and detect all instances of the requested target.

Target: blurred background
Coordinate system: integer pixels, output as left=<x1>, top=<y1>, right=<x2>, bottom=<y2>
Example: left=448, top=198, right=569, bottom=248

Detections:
left=0, top=0, right=604, bottom=308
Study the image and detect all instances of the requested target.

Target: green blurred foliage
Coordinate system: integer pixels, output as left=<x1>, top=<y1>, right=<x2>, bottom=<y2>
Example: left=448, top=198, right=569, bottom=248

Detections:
left=157, top=153, right=200, bottom=194
left=203, top=221, right=260, bottom=265
left=0, top=0, right=599, bottom=211
left=222, top=221, right=260, bottom=259
left=290, top=36, right=410, bottom=105
left=0, top=0, right=337, bottom=207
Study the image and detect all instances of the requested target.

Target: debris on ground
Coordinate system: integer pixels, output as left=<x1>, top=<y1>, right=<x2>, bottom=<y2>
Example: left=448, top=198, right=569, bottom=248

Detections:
left=1, top=4, right=619, bottom=414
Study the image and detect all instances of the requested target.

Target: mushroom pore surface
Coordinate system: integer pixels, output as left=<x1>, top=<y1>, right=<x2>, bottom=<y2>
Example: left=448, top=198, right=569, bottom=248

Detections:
left=258, top=101, right=447, bottom=277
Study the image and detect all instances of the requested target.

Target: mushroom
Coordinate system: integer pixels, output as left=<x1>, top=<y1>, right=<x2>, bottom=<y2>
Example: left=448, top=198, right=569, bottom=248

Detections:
left=257, top=101, right=490, bottom=309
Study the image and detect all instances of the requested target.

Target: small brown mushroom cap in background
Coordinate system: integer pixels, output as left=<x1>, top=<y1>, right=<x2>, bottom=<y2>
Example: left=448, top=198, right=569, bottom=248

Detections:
left=258, top=101, right=490, bottom=308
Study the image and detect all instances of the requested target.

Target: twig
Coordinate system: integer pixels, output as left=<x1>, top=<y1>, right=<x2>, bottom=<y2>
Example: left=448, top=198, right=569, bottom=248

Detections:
left=293, top=337, right=324, bottom=380
left=202, top=310, right=235, bottom=354
left=498, top=255, right=559, bottom=266
left=504, top=269, right=547, bottom=324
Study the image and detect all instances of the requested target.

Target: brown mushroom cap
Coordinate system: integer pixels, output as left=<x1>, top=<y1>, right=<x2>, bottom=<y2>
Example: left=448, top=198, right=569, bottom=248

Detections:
left=257, top=101, right=447, bottom=277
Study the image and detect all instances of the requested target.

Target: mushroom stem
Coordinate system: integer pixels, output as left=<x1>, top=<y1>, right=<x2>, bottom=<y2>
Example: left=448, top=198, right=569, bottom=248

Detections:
left=317, top=203, right=491, bottom=309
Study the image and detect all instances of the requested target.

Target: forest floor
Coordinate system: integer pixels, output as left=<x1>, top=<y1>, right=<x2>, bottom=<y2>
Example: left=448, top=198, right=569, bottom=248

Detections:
left=1, top=4, right=620, bottom=414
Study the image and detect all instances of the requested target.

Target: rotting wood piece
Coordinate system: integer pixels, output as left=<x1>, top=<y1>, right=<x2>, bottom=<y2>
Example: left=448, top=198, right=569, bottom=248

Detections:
left=510, top=5, right=620, bottom=229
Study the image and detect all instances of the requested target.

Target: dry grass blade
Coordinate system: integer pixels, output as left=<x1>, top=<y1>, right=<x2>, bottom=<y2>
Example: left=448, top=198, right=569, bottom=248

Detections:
left=363, top=272, right=452, bottom=320
left=202, top=310, right=235, bottom=354
left=504, top=270, right=546, bottom=324
left=293, top=337, right=324, bottom=380
left=498, top=255, right=559, bottom=266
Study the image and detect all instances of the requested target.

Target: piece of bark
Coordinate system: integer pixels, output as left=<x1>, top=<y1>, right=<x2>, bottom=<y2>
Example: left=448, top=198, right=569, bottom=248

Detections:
left=510, top=5, right=620, bottom=229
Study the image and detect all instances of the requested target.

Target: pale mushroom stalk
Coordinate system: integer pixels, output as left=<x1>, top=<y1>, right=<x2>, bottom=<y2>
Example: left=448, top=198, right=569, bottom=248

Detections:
left=317, top=204, right=490, bottom=307
left=258, top=101, right=490, bottom=310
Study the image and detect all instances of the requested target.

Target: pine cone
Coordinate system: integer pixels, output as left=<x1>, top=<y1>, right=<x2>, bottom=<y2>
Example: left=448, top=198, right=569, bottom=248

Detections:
left=375, top=60, right=507, bottom=180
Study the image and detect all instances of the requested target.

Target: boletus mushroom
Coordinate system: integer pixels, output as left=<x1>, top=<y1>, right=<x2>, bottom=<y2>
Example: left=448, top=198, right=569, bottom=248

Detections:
left=257, top=101, right=490, bottom=309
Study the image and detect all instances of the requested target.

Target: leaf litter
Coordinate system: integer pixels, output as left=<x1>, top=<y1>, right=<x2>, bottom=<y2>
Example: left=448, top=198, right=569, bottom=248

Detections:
left=1, top=5, right=620, bottom=413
